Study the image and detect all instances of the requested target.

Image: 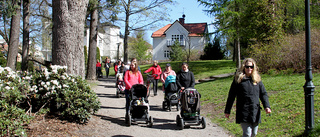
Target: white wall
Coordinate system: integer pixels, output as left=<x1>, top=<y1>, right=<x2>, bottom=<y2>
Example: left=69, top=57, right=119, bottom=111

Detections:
left=84, top=25, right=123, bottom=62
left=152, top=22, right=207, bottom=61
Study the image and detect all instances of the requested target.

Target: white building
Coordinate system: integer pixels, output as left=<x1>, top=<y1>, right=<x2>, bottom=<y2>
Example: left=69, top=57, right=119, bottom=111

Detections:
left=151, top=15, right=209, bottom=61
left=84, top=24, right=124, bottom=62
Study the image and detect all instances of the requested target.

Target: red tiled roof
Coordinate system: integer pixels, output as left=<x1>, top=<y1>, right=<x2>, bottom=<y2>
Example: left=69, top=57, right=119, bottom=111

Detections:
left=151, top=24, right=171, bottom=38
left=151, top=22, right=207, bottom=38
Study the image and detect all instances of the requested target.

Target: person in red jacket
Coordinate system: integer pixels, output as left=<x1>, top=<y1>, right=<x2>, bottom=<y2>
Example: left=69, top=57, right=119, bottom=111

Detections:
left=96, top=59, right=102, bottom=78
left=114, top=60, right=121, bottom=76
left=144, top=60, right=162, bottom=96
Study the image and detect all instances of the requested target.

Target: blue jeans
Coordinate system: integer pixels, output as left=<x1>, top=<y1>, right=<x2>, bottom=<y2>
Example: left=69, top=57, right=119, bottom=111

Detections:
left=125, top=89, right=130, bottom=113
left=240, top=122, right=259, bottom=137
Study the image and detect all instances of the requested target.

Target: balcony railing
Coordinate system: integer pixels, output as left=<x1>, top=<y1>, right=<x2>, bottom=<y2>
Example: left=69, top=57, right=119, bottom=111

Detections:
left=167, top=40, right=185, bottom=47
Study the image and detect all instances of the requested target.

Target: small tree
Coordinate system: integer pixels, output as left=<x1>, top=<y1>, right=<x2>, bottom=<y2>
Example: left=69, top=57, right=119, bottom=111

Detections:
left=200, top=36, right=225, bottom=60
left=169, top=41, right=184, bottom=61
left=128, top=31, right=152, bottom=63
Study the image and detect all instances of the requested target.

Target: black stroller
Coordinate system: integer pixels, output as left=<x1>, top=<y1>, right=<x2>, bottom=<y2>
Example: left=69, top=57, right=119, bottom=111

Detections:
left=176, top=88, right=206, bottom=130
left=125, top=84, right=153, bottom=127
left=162, top=75, right=179, bottom=111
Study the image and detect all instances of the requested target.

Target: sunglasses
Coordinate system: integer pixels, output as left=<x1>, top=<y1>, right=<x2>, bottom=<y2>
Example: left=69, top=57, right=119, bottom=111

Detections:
left=245, top=65, right=254, bottom=69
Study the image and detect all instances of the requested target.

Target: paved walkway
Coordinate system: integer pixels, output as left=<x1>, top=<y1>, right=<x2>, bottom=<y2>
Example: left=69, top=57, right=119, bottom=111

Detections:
left=90, top=74, right=232, bottom=137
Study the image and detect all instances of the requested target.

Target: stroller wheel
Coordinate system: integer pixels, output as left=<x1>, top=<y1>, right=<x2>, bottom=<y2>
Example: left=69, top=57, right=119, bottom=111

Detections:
left=176, top=115, right=180, bottom=126
left=127, top=115, right=132, bottom=127
left=201, top=117, right=206, bottom=129
left=162, top=101, right=167, bottom=110
left=116, top=90, right=120, bottom=98
left=179, top=118, right=184, bottom=130
left=148, top=116, right=153, bottom=127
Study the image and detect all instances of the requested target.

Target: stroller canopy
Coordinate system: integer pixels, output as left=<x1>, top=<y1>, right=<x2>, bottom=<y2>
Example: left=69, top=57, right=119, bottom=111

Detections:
left=165, top=75, right=176, bottom=88
left=130, top=84, right=148, bottom=99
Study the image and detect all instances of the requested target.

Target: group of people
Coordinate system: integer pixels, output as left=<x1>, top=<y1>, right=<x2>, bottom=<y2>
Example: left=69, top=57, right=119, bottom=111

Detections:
left=121, top=59, right=196, bottom=115
left=96, top=57, right=111, bottom=78
left=98, top=57, right=272, bottom=137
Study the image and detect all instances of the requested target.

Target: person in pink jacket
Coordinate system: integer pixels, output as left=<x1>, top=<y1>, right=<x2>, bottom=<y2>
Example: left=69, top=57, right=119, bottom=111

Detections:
left=124, top=62, right=144, bottom=113
left=160, top=63, right=176, bottom=89
left=144, top=60, right=162, bottom=96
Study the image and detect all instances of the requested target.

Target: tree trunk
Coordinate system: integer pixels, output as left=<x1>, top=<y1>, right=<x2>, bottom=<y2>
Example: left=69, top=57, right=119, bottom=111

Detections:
left=86, top=2, right=98, bottom=80
left=52, top=0, right=88, bottom=77
left=22, top=0, right=30, bottom=71
left=7, top=0, right=21, bottom=71
left=123, top=0, right=131, bottom=63
left=234, top=0, right=241, bottom=69
left=235, top=37, right=241, bottom=68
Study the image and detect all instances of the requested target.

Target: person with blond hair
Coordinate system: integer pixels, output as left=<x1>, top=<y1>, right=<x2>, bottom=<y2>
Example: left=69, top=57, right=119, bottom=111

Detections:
left=224, top=58, right=271, bottom=137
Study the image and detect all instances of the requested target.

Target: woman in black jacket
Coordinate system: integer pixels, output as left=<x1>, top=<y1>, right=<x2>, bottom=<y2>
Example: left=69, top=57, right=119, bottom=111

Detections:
left=176, top=62, right=195, bottom=90
left=224, top=58, right=271, bottom=137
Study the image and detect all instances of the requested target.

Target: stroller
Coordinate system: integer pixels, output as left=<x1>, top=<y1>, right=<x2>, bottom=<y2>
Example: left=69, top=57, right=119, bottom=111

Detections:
left=125, top=84, right=153, bottom=127
left=116, top=73, right=125, bottom=97
left=162, top=75, right=179, bottom=111
left=176, top=88, right=206, bottom=130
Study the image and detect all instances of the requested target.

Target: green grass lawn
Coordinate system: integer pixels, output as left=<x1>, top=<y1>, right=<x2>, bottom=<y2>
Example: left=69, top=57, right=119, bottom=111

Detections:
left=196, top=72, right=320, bottom=137
left=105, top=60, right=320, bottom=136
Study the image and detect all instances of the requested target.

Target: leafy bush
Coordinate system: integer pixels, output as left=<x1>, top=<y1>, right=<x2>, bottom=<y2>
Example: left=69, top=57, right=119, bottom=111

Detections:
left=248, top=28, right=320, bottom=73
left=0, top=65, right=101, bottom=136
left=28, top=66, right=100, bottom=123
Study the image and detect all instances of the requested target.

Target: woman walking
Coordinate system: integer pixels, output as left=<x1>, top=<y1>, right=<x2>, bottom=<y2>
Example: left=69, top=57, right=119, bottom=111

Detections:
left=224, top=58, right=271, bottom=137
left=144, top=60, right=162, bottom=96
left=176, top=62, right=195, bottom=90
left=124, top=62, right=144, bottom=115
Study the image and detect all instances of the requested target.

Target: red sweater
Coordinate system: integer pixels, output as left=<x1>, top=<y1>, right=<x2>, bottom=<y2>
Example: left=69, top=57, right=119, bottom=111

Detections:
left=144, top=65, right=162, bottom=79
left=96, top=62, right=101, bottom=67
left=124, top=70, right=144, bottom=90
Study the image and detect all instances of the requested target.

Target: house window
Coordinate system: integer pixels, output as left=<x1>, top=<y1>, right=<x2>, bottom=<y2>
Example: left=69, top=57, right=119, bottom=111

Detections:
left=172, top=35, right=183, bottom=41
left=99, top=39, right=102, bottom=46
left=164, top=50, right=170, bottom=58
left=170, top=35, right=184, bottom=46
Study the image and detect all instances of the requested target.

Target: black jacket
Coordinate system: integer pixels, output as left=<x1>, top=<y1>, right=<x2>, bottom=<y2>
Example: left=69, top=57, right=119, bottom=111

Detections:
left=224, top=77, right=270, bottom=124
left=176, top=70, right=195, bottom=89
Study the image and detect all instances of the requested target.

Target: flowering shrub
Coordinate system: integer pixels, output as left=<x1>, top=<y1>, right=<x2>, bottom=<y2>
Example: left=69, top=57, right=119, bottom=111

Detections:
left=0, top=65, right=100, bottom=136
left=0, top=67, right=32, bottom=136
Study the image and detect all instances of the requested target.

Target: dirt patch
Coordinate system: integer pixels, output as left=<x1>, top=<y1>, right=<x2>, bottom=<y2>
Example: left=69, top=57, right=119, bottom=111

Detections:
left=26, top=114, right=113, bottom=137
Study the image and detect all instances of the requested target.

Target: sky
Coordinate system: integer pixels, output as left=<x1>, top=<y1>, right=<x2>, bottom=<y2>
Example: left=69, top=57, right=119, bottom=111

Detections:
left=0, top=0, right=215, bottom=43
left=135, top=0, right=215, bottom=43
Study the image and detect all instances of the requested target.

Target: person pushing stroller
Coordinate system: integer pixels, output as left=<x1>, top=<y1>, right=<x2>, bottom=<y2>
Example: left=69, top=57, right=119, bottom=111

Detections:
left=161, top=63, right=179, bottom=111
left=176, top=62, right=195, bottom=91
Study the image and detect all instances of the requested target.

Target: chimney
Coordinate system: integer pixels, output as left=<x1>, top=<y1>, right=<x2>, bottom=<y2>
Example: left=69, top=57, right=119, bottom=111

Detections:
left=179, top=14, right=185, bottom=24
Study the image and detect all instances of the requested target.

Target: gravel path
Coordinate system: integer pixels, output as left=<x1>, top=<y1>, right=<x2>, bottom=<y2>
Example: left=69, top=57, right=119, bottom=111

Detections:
left=88, top=76, right=230, bottom=137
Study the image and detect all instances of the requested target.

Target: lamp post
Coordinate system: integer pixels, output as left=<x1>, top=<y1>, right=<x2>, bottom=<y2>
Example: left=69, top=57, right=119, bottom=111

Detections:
left=304, top=0, right=315, bottom=134
left=117, top=42, right=120, bottom=60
